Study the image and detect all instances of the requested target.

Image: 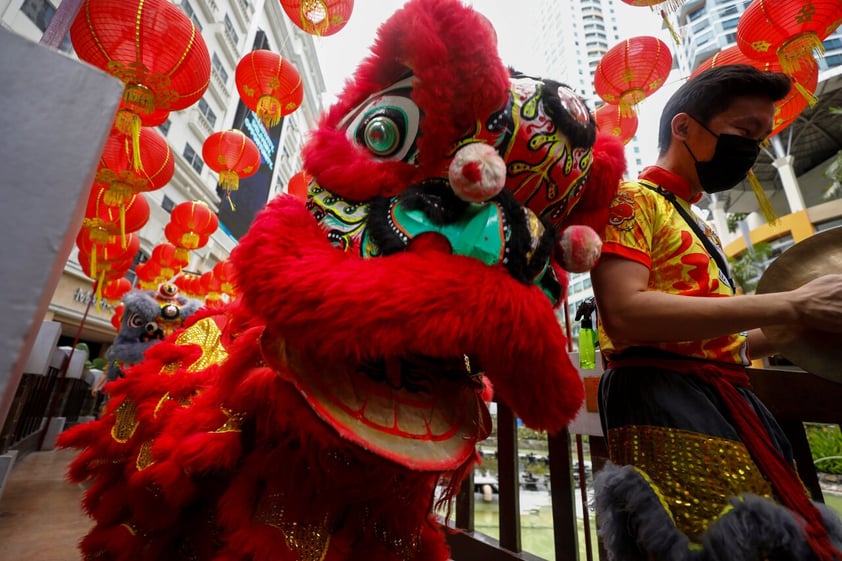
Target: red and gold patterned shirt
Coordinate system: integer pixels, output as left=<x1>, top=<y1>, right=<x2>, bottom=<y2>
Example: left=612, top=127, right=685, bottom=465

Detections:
left=597, top=166, right=749, bottom=365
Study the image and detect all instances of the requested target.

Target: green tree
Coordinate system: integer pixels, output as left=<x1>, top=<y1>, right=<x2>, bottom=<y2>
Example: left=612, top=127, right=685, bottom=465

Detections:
left=728, top=242, right=773, bottom=294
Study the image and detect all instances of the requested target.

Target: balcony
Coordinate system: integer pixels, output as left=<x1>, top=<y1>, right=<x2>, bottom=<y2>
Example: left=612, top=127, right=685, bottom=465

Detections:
left=196, top=0, right=218, bottom=20
left=212, top=22, right=239, bottom=66
left=207, top=67, right=231, bottom=108
left=187, top=106, right=214, bottom=139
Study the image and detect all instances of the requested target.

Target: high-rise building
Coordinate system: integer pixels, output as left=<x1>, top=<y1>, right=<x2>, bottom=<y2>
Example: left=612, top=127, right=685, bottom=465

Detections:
left=0, top=0, right=327, bottom=350
left=528, top=0, right=670, bottom=347
left=674, top=0, right=842, bottom=76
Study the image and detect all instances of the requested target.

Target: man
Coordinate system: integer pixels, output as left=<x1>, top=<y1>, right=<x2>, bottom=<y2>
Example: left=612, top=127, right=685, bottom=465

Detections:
left=592, top=65, right=842, bottom=561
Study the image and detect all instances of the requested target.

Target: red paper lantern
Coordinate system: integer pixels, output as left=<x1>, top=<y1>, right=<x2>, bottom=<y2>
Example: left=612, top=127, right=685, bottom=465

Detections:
left=111, top=304, right=124, bottom=330
left=170, top=200, right=219, bottom=240
left=149, top=243, right=188, bottom=280
left=82, top=188, right=150, bottom=244
left=692, top=45, right=820, bottom=138
left=134, top=260, right=163, bottom=288
left=279, top=0, right=354, bottom=36
left=202, top=130, right=262, bottom=208
left=287, top=170, right=312, bottom=201
left=213, top=260, right=237, bottom=296
left=96, top=127, right=174, bottom=214
left=235, top=50, right=304, bottom=128
left=71, top=0, right=210, bottom=163
left=166, top=200, right=218, bottom=261
left=594, top=36, right=673, bottom=115
left=173, top=274, right=203, bottom=298
left=200, top=270, right=223, bottom=305
left=76, top=231, right=139, bottom=287
left=101, top=277, right=132, bottom=303
left=594, top=103, right=639, bottom=145
left=618, top=1, right=684, bottom=44
left=737, top=0, right=842, bottom=75
left=78, top=250, right=133, bottom=283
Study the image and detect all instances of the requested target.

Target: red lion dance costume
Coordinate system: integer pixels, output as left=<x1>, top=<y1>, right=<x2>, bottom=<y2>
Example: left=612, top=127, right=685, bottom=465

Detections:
left=60, top=1, right=626, bottom=559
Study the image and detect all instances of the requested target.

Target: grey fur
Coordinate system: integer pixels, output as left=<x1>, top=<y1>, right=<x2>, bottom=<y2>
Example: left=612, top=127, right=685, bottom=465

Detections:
left=594, top=462, right=842, bottom=561
left=105, top=289, right=202, bottom=380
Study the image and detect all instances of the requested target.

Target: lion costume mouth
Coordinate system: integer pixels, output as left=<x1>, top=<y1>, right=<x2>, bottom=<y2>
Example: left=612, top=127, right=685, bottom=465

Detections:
left=259, top=329, right=492, bottom=471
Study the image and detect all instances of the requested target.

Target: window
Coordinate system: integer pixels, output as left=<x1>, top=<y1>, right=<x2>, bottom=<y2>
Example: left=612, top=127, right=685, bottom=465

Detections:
left=183, top=143, right=204, bottom=174
left=21, top=0, right=54, bottom=32
left=224, top=14, right=239, bottom=45
left=159, top=118, right=171, bottom=136
left=161, top=195, right=175, bottom=213
left=721, top=17, right=739, bottom=31
left=197, top=98, right=217, bottom=128
left=180, top=0, right=202, bottom=31
left=212, top=53, right=229, bottom=84
left=688, top=7, right=706, bottom=21
left=719, top=4, right=738, bottom=16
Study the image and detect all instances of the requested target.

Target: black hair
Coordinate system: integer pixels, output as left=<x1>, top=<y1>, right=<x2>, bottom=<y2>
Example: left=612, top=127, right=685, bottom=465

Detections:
left=657, top=64, right=791, bottom=155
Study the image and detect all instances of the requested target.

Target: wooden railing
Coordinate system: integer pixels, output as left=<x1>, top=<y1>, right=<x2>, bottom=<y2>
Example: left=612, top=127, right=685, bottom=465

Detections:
left=446, top=364, right=842, bottom=560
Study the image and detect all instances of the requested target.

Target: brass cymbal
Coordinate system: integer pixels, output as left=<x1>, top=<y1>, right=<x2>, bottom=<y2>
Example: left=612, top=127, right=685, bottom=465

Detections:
left=755, top=227, right=842, bottom=383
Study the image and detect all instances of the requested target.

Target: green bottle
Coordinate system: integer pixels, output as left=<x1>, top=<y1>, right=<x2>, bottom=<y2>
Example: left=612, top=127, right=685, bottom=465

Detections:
left=575, top=297, right=597, bottom=370
left=578, top=319, right=597, bottom=370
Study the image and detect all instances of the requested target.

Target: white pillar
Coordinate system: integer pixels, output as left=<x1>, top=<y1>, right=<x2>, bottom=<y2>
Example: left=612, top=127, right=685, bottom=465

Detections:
left=768, top=136, right=806, bottom=214
left=708, top=194, right=731, bottom=244
left=771, top=155, right=806, bottom=213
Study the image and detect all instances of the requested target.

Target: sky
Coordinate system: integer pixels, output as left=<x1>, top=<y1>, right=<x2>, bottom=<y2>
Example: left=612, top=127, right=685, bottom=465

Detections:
left=311, top=0, right=684, bottom=165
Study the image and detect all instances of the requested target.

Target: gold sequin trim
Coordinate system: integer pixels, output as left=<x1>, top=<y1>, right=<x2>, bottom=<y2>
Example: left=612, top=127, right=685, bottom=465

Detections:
left=254, top=492, right=331, bottom=561
left=136, top=440, right=155, bottom=471
left=211, top=407, right=246, bottom=433
left=175, top=317, right=229, bottom=372
left=607, top=425, right=773, bottom=540
left=111, top=400, right=139, bottom=443
left=160, top=362, right=180, bottom=375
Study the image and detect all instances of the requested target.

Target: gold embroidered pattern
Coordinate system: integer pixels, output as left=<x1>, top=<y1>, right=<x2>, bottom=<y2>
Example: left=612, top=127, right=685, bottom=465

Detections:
left=174, top=317, right=229, bottom=372
left=211, top=407, right=246, bottom=433
left=254, top=492, right=331, bottom=561
left=111, top=400, right=140, bottom=443
left=136, top=440, right=155, bottom=471
left=607, top=425, right=773, bottom=540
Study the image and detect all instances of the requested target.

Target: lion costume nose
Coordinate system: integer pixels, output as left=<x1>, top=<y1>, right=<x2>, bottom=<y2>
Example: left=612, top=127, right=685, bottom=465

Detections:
left=448, top=143, right=506, bottom=203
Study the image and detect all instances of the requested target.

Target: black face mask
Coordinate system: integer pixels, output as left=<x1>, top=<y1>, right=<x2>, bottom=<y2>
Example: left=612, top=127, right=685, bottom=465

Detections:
left=683, top=115, right=761, bottom=194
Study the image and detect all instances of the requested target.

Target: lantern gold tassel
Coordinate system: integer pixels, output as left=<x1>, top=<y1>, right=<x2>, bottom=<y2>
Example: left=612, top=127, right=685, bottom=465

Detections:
left=747, top=170, right=778, bottom=226
left=256, top=95, right=282, bottom=128
left=218, top=170, right=240, bottom=192
left=95, top=272, right=105, bottom=312
left=130, top=116, right=143, bottom=173
left=661, top=10, right=680, bottom=46
left=120, top=204, right=127, bottom=248
left=793, top=80, right=818, bottom=108
left=90, top=252, right=98, bottom=284
left=777, top=32, right=823, bottom=76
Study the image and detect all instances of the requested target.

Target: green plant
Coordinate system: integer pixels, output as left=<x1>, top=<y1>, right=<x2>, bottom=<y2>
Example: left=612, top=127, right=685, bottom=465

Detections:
left=805, top=423, right=842, bottom=475
left=727, top=242, right=773, bottom=294
left=726, top=212, right=749, bottom=234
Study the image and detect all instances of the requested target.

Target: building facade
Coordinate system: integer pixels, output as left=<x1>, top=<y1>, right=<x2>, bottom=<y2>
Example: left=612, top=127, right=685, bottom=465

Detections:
left=0, top=0, right=327, bottom=354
